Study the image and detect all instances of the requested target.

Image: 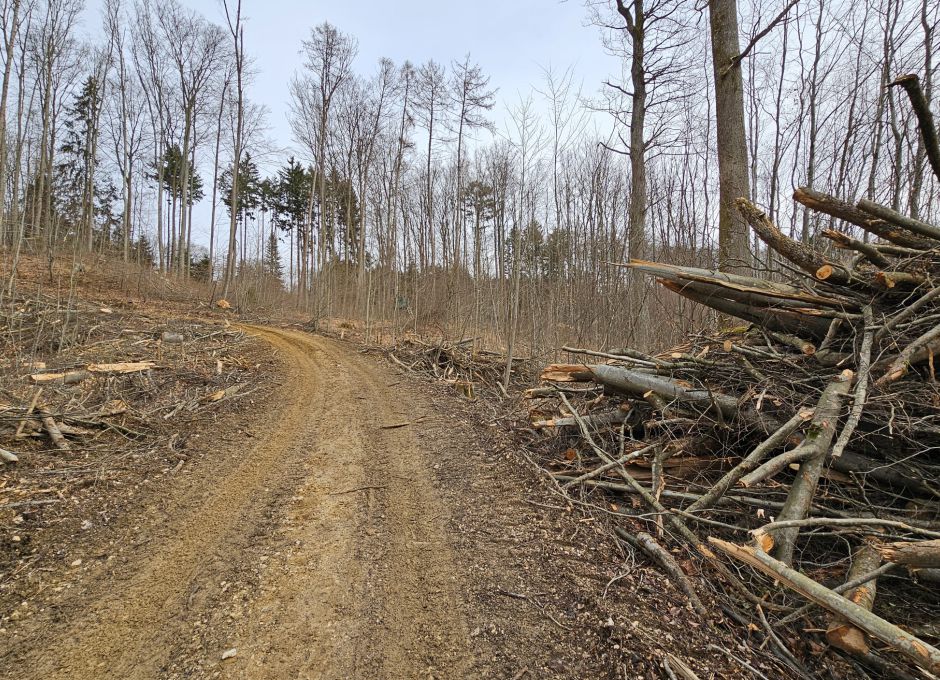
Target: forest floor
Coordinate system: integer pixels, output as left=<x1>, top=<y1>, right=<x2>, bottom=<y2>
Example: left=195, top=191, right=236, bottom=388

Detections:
left=0, top=259, right=764, bottom=679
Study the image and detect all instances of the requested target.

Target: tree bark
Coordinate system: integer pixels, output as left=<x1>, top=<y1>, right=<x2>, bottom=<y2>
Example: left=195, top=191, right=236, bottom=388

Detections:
left=709, top=0, right=752, bottom=273
left=710, top=538, right=940, bottom=674
left=772, top=371, right=854, bottom=565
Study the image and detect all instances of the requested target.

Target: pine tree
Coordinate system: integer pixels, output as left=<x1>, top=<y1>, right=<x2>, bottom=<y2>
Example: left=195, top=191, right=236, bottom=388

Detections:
left=271, top=157, right=313, bottom=259
left=219, top=153, right=262, bottom=227
left=95, top=180, right=122, bottom=248
left=56, top=76, right=103, bottom=245
left=152, top=145, right=205, bottom=207
left=264, top=231, right=283, bottom=283
left=134, top=233, right=155, bottom=266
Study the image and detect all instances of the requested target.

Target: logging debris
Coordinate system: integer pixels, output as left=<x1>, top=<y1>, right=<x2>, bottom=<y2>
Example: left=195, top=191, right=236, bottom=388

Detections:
left=377, top=335, right=532, bottom=400
left=0, top=289, right=265, bottom=622
left=527, top=74, right=940, bottom=680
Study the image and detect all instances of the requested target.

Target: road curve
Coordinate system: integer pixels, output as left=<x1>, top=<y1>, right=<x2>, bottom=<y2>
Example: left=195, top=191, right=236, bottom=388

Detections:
left=7, top=326, right=472, bottom=679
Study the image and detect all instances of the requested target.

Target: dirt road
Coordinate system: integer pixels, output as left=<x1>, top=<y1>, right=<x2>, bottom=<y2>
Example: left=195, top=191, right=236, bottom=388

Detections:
left=7, top=327, right=472, bottom=678
left=3, top=325, right=733, bottom=679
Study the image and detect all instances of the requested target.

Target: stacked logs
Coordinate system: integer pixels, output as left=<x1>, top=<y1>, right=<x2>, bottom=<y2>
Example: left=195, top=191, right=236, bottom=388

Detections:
left=530, top=75, right=940, bottom=677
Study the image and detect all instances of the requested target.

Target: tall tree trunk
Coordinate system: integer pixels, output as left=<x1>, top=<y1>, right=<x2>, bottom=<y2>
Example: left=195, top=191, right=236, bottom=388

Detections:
left=208, top=87, right=226, bottom=279
left=222, top=5, right=243, bottom=298
left=155, top=137, right=165, bottom=271
left=177, top=105, right=192, bottom=274
left=0, top=0, right=20, bottom=247
left=801, top=0, right=826, bottom=244
left=709, top=0, right=752, bottom=273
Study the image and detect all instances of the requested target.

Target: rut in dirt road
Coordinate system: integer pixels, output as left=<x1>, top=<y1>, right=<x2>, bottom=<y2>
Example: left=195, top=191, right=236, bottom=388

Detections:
left=8, top=327, right=472, bottom=680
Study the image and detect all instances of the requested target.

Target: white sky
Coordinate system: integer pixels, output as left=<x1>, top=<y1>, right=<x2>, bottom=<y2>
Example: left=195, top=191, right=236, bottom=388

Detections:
left=80, top=0, right=623, bottom=248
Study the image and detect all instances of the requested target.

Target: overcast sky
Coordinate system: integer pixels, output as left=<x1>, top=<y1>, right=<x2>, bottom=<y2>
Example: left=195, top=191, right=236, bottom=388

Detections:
left=86, top=0, right=618, bottom=155
left=80, top=0, right=621, bottom=246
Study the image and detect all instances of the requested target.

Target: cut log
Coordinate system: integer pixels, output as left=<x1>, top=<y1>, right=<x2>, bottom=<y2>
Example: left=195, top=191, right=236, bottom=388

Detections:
left=876, top=286, right=940, bottom=341
left=87, top=361, right=156, bottom=374
left=827, top=542, right=882, bottom=656
left=709, top=538, right=940, bottom=673
left=875, top=321, right=940, bottom=386
left=532, top=408, right=628, bottom=430
left=767, top=331, right=816, bottom=356
left=793, top=187, right=878, bottom=230
left=874, top=270, right=928, bottom=289
left=736, top=198, right=857, bottom=286
left=39, top=410, right=70, bottom=452
left=793, top=187, right=935, bottom=249
left=772, top=370, right=854, bottom=565
left=30, top=370, right=90, bottom=384
left=588, top=364, right=740, bottom=421
left=877, top=539, right=940, bottom=568
left=660, top=279, right=834, bottom=338
left=15, top=388, right=43, bottom=439
left=625, top=259, right=851, bottom=309
left=822, top=229, right=891, bottom=267
left=660, top=277, right=853, bottom=320
left=858, top=198, right=940, bottom=242
left=540, top=364, right=594, bottom=382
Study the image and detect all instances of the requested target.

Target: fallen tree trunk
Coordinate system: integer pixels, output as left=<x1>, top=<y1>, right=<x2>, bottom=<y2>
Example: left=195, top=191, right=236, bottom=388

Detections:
left=772, top=370, right=854, bottom=565
left=827, top=542, right=882, bottom=656
left=858, top=198, right=940, bottom=242
left=891, top=74, right=940, bottom=184
left=822, top=229, right=891, bottom=267
left=625, top=259, right=851, bottom=309
left=540, top=364, right=595, bottom=382
left=39, top=409, right=70, bottom=452
left=793, top=186, right=935, bottom=249
left=588, top=364, right=741, bottom=421
left=87, top=361, right=156, bottom=374
left=709, top=538, right=940, bottom=674
left=30, top=370, right=90, bottom=384
left=660, top=279, right=834, bottom=338
left=877, top=539, right=940, bottom=568
left=875, top=322, right=940, bottom=386
left=737, top=198, right=859, bottom=287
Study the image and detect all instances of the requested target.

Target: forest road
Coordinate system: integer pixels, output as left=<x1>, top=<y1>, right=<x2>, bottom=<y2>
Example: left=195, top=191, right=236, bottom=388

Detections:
left=11, top=326, right=474, bottom=679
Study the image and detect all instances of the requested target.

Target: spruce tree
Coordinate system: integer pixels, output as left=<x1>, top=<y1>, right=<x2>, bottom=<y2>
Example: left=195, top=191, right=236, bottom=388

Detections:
left=264, top=231, right=283, bottom=283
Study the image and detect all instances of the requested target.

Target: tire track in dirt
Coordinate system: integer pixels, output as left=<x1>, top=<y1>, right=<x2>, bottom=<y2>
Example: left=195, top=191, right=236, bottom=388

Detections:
left=6, top=326, right=471, bottom=679
left=218, top=326, right=471, bottom=679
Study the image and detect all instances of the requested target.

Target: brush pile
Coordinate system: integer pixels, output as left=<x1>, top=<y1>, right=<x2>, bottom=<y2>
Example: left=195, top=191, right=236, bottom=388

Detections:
left=529, top=75, right=940, bottom=678
left=383, top=336, right=529, bottom=400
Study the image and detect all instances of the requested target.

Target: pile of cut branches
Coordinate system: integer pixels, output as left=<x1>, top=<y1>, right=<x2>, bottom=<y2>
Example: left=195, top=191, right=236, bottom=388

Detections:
left=382, top=336, right=530, bottom=400
left=527, top=75, right=940, bottom=679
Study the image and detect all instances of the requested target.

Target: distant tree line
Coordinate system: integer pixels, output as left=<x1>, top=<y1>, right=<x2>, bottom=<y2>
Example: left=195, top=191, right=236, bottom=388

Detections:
left=0, top=0, right=937, bottom=359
